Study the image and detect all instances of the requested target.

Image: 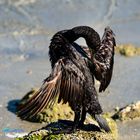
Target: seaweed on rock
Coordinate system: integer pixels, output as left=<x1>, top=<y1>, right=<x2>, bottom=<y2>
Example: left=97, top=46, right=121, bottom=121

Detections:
left=116, top=44, right=140, bottom=57
left=16, top=89, right=118, bottom=140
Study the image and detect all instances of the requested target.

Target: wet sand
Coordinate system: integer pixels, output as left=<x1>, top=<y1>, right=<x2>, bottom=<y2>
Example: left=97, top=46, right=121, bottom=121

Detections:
left=0, top=0, right=140, bottom=139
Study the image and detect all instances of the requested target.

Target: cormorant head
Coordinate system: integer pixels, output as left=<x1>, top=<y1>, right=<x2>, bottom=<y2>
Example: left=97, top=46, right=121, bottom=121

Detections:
left=86, top=32, right=101, bottom=53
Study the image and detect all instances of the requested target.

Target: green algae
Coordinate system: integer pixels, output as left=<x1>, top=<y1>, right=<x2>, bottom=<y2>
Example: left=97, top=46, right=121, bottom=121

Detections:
left=16, top=89, right=118, bottom=140
left=115, top=44, right=140, bottom=57
left=63, top=130, right=116, bottom=140
left=103, top=113, right=118, bottom=139
left=36, top=103, right=74, bottom=123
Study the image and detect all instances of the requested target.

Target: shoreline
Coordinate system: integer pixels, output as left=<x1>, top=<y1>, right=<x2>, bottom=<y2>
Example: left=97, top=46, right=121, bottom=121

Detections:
left=0, top=51, right=140, bottom=139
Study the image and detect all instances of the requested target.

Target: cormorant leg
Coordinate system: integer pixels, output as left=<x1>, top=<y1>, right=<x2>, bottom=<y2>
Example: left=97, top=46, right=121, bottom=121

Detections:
left=52, top=105, right=81, bottom=134
left=78, top=107, right=86, bottom=128
left=72, top=108, right=81, bottom=132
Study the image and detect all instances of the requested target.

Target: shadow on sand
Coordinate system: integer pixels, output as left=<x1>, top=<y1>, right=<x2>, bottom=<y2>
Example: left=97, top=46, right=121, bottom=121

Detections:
left=7, top=99, right=20, bottom=114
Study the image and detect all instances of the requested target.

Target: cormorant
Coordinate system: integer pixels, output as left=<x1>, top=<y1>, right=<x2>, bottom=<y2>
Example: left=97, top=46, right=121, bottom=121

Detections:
left=17, top=26, right=116, bottom=133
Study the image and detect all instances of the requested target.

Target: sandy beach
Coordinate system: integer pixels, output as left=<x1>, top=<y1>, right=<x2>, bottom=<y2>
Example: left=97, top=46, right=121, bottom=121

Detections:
left=0, top=0, right=140, bottom=139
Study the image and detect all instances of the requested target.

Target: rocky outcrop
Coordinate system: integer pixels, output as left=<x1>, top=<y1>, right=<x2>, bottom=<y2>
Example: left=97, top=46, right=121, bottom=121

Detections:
left=116, top=44, right=140, bottom=57
left=113, top=101, right=140, bottom=121
left=16, top=89, right=118, bottom=140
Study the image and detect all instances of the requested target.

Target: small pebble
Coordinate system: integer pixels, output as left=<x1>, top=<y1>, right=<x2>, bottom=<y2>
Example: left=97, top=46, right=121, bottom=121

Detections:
left=26, top=70, right=32, bottom=75
left=115, top=106, right=120, bottom=112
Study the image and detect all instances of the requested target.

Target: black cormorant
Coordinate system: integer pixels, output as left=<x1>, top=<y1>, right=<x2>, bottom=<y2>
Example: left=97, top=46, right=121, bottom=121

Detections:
left=17, top=26, right=116, bottom=133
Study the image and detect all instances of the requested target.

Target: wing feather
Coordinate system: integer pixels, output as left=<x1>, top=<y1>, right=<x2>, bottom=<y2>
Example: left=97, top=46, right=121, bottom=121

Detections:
left=93, top=27, right=116, bottom=92
left=17, top=58, right=85, bottom=119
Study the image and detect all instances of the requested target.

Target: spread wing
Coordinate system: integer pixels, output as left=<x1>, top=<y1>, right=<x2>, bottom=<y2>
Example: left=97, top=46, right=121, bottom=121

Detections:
left=93, top=27, right=116, bottom=92
left=17, top=58, right=85, bottom=119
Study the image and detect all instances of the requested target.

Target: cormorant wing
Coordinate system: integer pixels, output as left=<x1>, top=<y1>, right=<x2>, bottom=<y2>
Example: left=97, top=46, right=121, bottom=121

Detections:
left=17, top=58, right=85, bottom=119
left=93, top=27, right=116, bottom=92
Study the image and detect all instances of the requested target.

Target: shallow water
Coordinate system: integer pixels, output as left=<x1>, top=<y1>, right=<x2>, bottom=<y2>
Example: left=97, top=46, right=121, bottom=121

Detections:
left=0, top=0, right=140, bottom=139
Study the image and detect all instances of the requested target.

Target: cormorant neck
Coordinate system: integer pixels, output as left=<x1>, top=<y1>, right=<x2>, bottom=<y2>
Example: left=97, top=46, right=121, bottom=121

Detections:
left=62, top=26, right=101, bottom=51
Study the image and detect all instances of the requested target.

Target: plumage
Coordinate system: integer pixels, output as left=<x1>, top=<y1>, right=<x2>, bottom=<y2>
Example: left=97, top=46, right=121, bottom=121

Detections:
left=92, top=27, right=116, bottom=92
left=17, top=26, right=116, bottom=133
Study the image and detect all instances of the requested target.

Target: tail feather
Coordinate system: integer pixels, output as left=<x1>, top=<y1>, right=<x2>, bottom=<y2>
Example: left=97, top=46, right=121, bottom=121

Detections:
left=94, top=114, right=111, bottom=132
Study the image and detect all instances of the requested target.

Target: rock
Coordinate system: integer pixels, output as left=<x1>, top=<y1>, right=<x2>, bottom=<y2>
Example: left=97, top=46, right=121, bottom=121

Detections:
left=16, top=89, right=118, bottom=140
left=115, top=44, right=140, bottom=57
left=114, top=106, right=120, bottom=112
left=15, top=119, right=117, bottom=140
left=112, top=101, right=140, bottom=121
